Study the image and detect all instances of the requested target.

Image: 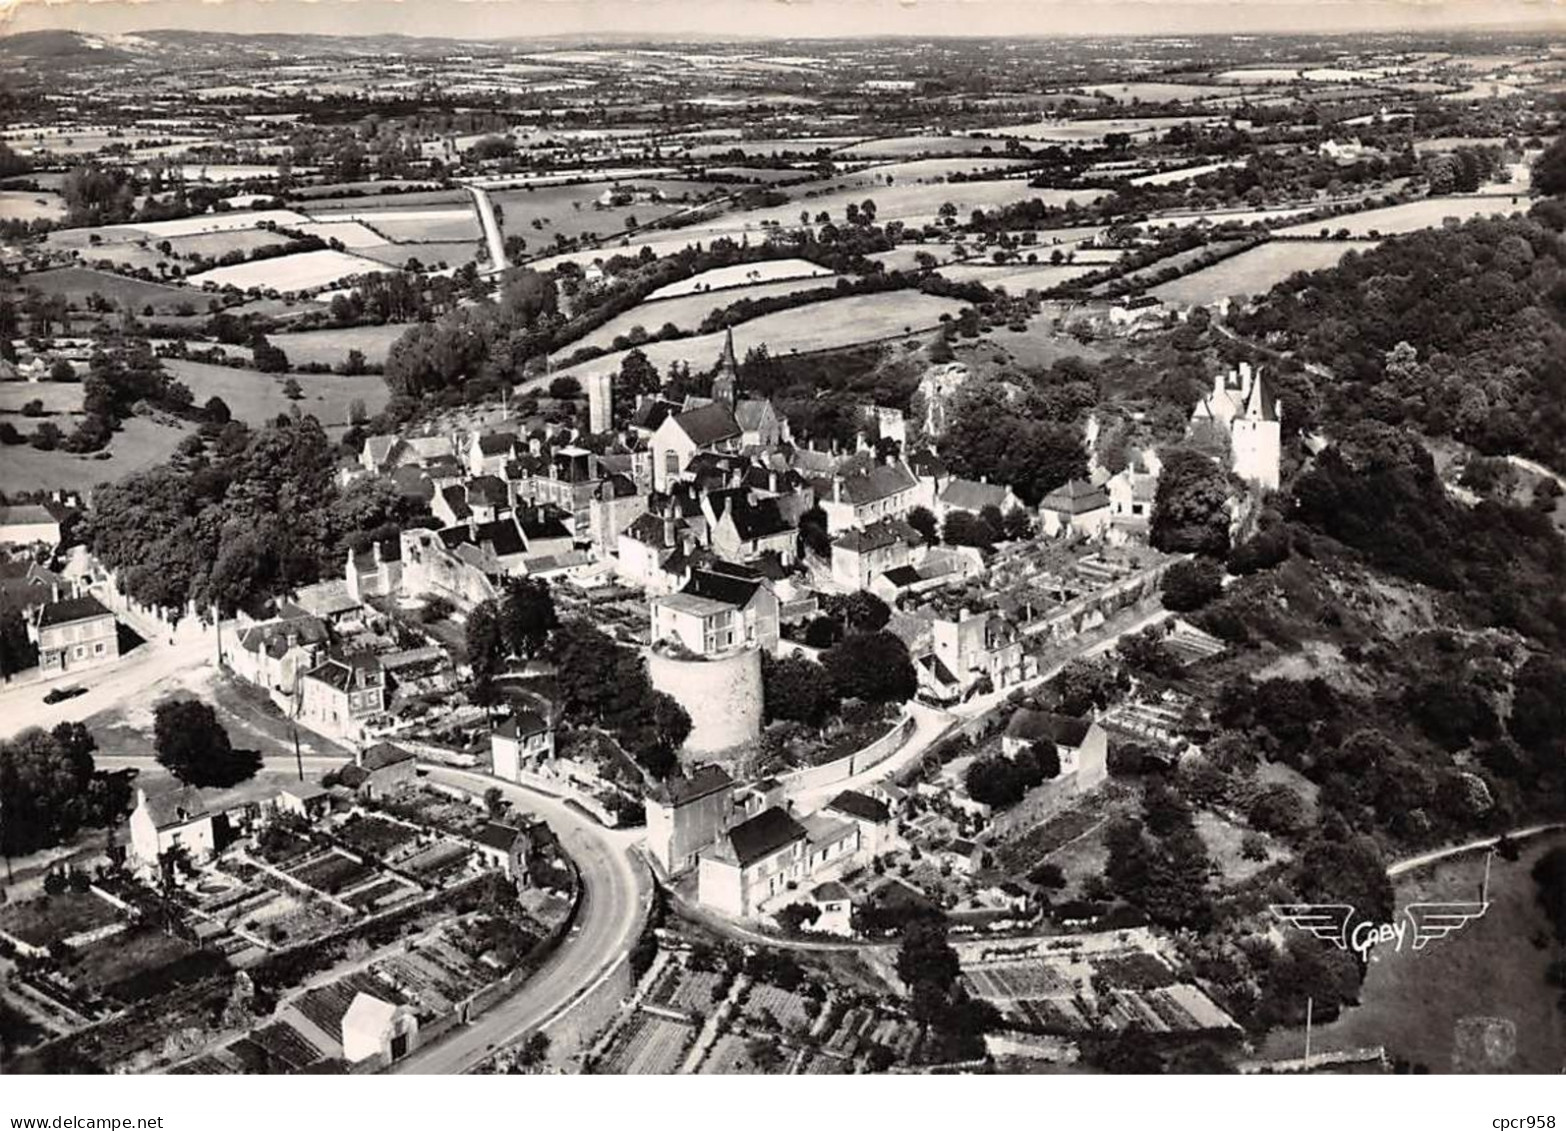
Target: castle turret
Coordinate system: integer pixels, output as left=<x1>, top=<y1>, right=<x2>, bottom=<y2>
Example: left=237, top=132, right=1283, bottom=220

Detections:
left=1230, top=371, right=1281, bottom=492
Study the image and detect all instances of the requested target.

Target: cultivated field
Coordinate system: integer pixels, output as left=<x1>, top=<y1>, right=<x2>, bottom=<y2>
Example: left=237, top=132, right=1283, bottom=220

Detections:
left=1151, top=240, right=1373, bottom=305
left=937, top=261, right=1102, bottom=290
left=186, top=249, right=399, bottom=292
left=162, top=358, right=390, bottom=426
left=302, top=189, right=468, bottom=212
left=563, top=274, right=847, bottom=355
left=356, top=241, right=480, bottom=269
left=0, top=381, right=86, bottom=417
left=836, top=135, right=1003, bottom=158
left=294, top=220, right=391, bottom=248
left=552, top=290, right=964, bottom=380
left=824, top=156, right=1038, bottom=185
left=1071, top=81, right=1237, bottom=102
left=1130, top=160, right=1247, bottom=186
left=325, top=209, right=480, bottom=244
left=1271, top=196, right=1528, bottom=238
left=491, top=181, right=695, bottom=243
left=978, top=116, right=1221, bottom=144
left=269, top=323, right=408, bottom=367
left=0, top=190, right=66, bottom=222
left=0, top=414, right=192, bottom=493
left=647, top=257, right=832, bottom=298
left=680, top=136, right=866, bottom=158
left=118, top=209, right=310, bottom=241
left=19, top=266, right=197, bottom=313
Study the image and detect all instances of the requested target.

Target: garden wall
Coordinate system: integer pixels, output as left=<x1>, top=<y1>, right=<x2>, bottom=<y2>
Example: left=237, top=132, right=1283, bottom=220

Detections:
left=778, top=713, right=916, bottom=795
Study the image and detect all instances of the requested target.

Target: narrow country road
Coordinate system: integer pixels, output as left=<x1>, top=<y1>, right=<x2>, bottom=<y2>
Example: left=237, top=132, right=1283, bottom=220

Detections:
left=1386, top=822, right=1566, bottom=878
left=464, top=184, right=509, bottom=275
left=391, top=765, right=651, bottom=1074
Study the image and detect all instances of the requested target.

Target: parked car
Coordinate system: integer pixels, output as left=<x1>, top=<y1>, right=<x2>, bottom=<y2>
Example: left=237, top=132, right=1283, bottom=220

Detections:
left=43, top=685, right=88, bottom=705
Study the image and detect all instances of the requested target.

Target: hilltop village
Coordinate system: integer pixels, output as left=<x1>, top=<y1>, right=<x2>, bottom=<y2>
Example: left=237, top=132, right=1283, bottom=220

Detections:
left=3, top=28, right=1566, bottom=1078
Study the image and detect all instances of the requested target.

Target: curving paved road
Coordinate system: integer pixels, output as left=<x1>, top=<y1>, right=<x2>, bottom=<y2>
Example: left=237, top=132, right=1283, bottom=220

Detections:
left=391, top=765, right=651, bottom=1074
left=464, top=184, right=509, bottom=275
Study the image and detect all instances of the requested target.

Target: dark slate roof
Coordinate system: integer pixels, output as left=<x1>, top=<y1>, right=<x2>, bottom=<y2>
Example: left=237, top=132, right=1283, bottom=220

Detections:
left=906, top=449, right=949, bottom=478
left=475, top=821, right=524, bottom=853
left=682, top=566, right=763, bottom=609
left=391, top=466, right=435, bottom=501
left=476, top=431, right=517, bottom=456
left=519, top=509, right=572, bottom=543
left=596, top=472, right=638, bottom=500
left=361, top=742, right=414, bottom=771
left=880, top=565, right=921, bottom=587
left=1041, top=479, right=1109, bottom=515
left=467, top=475, right=510, bottom=507
left=1005, top=709, right=1092, bottom=748
left=727, top=806, right=807, bottom=866
left=0, top=503, right=60, bottom=529
left=143, top=786, right=212, bottom=830
left=477, top=518, right=527, bottom=557
left=306, top=655, right=383, bottom=692
left=495, top=710, right=549, bottom=740
left=673, top=402, right=742, bottom=447
left=833, top=518, right=917, bottom=554
left=293, top=973, right=405, bottom=1046
left=836, top=461, right=917, bottom=505
left=624, top=511, right=670, bottom=546
left=1243, top=374, right=1280, bottom=423
left=632, top=398, right=681, bottom=432
left=37, top=594, right=113, bottom=628
left=712, top=490, right=791, bottom=542
left=660, top=764, right=734, bottom=806
left=938, top=478, right=1010, bottom=513
left=439, top=485, right=472, bottom=521
left=826, top=790, right=891, bottom=824
left=236, top=615, right=329, bottom=659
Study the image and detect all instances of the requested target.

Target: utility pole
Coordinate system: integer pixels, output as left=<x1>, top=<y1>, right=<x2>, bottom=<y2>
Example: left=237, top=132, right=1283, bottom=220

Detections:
left=1303, top=996, right=1314, bottom=1070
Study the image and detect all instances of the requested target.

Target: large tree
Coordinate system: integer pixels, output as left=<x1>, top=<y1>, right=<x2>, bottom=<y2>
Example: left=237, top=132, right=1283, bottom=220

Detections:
left=1532, top=133, right=1566, bottom=198
left=762, top=653, right=840, bottom=729
left=1150, top=448, right=1232, bottom=556
left=822, top=631, right=917, bottom=705
left=499, top=577, right=558, bottom=659
left=942, top=386, right=1087, bottom=506
left=153, top=700, right=259, bottom=788
left=0, top=726, right=97, bottom=858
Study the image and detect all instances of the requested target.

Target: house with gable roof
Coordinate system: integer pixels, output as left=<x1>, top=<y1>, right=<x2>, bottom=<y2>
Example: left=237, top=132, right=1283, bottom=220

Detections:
left=298, top=655, right=386, bottom=740
left=934, top=476, right=1022, bottom=521
left=1039, top=478, right=1112, bottom=539
left=128, top=786, right=225, bottom=866
left=831, top=517, right=921, bottom=591
left=820, top=456, right=920, bottom=534
left=651, top=402, right=744, bottom=492
left=703, top=487, right=797, bottom=566
left=32, top=594, right=119, bottom=675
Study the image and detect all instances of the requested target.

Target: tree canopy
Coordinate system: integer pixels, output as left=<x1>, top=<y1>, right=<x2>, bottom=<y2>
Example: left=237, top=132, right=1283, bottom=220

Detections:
left=153, top=700, right=260, bottom=788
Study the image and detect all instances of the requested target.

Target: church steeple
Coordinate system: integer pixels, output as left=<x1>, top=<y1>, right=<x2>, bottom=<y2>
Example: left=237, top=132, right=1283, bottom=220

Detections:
left=713, top=327, right=739, bottom=411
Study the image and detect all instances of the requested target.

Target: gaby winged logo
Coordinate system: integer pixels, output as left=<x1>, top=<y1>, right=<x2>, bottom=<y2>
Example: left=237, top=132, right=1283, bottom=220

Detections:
left=1270, top=850, right=1494, bottom=957
left=1268, top=901, right=1489, bottom=957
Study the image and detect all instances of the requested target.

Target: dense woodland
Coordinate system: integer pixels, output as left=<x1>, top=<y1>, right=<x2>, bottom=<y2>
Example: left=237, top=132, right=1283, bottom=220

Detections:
left=85, top=411, right=424, bottom=614
left=1233, top=214, right=1566, bottom=470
